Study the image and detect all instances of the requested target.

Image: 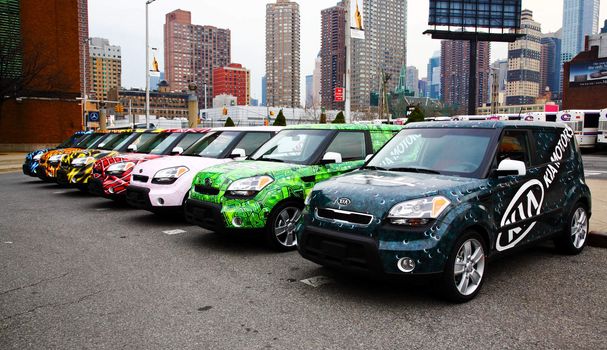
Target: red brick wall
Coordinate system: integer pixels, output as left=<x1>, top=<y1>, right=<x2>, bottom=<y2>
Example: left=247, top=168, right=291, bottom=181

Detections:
left=562, top=48, right=607, bottom=110
left=0, top=0, right=83, bottom=146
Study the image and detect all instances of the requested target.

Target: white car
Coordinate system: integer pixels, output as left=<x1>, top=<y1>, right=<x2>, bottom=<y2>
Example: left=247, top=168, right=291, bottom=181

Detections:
left=126, top=126, right=281, bottom=213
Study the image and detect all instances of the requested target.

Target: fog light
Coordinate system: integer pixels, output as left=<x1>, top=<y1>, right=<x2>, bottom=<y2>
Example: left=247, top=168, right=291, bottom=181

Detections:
left=397, top=257, right=416, bottom=273
left=232, top=217, right=243, bottom=227
left=157, top=198, right=164, bottom=205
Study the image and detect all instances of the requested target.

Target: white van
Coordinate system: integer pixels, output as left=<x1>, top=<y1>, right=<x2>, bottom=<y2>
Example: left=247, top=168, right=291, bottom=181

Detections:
left=556, top=110, right=600, bottom=148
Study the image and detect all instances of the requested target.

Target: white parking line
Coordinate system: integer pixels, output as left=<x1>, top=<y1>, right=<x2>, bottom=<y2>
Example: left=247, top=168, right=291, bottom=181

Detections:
left=586, top=171, right=607, bottom=177
left=53, top=190, right=70, bottom=194
left=300, top=276, right=334, bottom=288
left=163, top=229, right=187, bottom=235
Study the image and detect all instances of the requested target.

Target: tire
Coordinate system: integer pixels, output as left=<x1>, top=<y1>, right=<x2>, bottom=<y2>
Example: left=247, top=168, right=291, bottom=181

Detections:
left=439, top=231, right=487, bottom=303
left=554, top=203, right=588, bottom=255
left=264, top=201, right=303, bottom=252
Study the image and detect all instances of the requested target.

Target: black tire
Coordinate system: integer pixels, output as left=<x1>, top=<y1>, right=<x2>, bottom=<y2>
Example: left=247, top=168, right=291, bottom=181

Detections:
left=264, top=201, right=303, bottom=252
left=554, top=203, right=588, bottom=255
left=439, top=231, right=487, bottom=303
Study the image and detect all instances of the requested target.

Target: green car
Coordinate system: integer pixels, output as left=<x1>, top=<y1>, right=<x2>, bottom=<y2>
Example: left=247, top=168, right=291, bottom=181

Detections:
left=185, top=124, right=401, bottom=250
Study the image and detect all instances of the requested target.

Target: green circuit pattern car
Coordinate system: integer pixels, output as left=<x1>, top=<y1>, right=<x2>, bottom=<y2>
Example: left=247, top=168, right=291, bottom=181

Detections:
left=185, top=123, right=402, bottom=250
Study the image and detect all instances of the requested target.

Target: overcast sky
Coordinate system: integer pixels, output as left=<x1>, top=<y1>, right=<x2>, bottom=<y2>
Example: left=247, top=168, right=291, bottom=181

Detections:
left=89, top=0, right=607, bottom=102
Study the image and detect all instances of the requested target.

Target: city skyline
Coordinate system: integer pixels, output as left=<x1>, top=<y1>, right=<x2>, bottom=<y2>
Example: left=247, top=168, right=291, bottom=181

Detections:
left=88, top=0, right=607, bottom=103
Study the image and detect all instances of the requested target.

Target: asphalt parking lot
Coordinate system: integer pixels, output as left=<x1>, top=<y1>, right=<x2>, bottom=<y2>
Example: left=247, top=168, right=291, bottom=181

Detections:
left=1, top=172, right=606, bottom=349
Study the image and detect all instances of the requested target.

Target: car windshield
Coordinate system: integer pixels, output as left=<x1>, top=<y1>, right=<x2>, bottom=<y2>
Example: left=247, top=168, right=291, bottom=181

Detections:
left=114, top=132, right=159, bottom=152
left=137, top=132, right=181, bottom=154
left=98, top=133, right=133, bottom=150
left=58, top=134, right=86, bottom=148
left=71, top=134, right=94, bottom=148
left=80, top=134, right=108, bottom=149
left=250, top=129, right=332, bottom=165
left=366, top=128, right=497, bottom=178
left=182, top=131, right=241, bottom=158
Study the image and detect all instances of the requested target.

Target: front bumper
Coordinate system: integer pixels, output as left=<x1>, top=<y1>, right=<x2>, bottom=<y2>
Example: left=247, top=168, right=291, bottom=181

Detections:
left=22, top=163, right=34, bottom=176
left=88, top=178, right=107, bottom=197
left=297, top=224, right=448, bottom=276
left=184, top=199, right=227, bottom=232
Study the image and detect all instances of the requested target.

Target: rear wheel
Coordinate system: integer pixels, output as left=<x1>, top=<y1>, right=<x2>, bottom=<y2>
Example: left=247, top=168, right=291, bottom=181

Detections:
left=439, top=231, right=487, bottom=303
left=265, top=202, right=303, bottom=252
left=555, top=204, right=588, bottom=255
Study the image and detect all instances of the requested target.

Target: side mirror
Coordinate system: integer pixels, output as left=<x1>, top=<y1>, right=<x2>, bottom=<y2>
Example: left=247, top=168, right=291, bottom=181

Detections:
left=230, top=148, right=246, bottom=159
left=171, top=146, right=184, bottom=155
left=322, top=152, right=342, bottom=165
left=495, top=159, right=526, bottom=177
left=127, top=144, right=137, bottom=152
left=365, top=154, right=374, bottom=162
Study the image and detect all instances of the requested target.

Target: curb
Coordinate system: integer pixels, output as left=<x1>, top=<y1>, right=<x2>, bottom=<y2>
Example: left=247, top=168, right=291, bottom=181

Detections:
left=588, top=232, right=607, bottom=249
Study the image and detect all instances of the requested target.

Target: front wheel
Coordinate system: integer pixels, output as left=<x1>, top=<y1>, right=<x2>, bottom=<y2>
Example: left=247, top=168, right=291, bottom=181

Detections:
left=265, top=202, right=303, bottom=252
left=555, top=204, right=588, bottom=255
left=439, top=231, right=487, bottom=303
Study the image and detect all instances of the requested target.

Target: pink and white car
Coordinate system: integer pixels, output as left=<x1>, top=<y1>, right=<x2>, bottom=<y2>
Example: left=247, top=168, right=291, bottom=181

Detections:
left=126, top=126, right=281, bottom=213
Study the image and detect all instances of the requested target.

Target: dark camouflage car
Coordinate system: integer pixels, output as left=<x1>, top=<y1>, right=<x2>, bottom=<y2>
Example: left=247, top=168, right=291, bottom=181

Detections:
left=298, top=121, right=591, bottom=302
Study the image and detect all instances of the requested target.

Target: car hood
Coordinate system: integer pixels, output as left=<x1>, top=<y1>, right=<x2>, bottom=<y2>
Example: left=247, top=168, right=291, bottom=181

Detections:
left=134, top=155, right=234, bottom=177
left=193, top=160, right=307, bottom=189
left=310, top=170, right=487, bottom=216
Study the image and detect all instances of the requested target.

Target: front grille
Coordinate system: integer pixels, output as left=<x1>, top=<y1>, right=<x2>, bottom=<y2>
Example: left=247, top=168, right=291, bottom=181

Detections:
left=132, top=175, right=149, bottom=183
left=315, top=208, right=374, bottom=226
left=194, top=185, right=219, bottom=196
left=303, top=231, right=372, bottom=271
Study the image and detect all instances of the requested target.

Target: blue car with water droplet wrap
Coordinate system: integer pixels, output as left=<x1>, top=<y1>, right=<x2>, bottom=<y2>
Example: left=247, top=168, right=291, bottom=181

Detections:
left=297, top=121, right=591, bottom=302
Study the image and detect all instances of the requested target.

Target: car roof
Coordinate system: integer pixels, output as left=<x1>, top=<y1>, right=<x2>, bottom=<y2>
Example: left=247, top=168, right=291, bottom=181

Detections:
left=284, top=124, right=403, bottom=131
left=210, top=126, right=283, bottom=132
left=405, top=120, right=568, bottom=130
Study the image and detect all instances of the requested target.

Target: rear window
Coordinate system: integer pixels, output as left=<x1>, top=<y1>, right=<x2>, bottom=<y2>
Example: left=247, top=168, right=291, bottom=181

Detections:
left=531, top=129, right=573, bottom=165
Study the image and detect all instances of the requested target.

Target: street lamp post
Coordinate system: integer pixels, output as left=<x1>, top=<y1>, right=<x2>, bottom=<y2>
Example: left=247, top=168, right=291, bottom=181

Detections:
left=82, top=37, right=89, bottom=130
left=145, top=0, right=158, bottom=129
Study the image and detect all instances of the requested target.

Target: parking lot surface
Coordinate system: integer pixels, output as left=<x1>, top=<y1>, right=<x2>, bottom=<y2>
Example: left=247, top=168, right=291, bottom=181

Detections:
left=1, top=172, right=606, bottom=349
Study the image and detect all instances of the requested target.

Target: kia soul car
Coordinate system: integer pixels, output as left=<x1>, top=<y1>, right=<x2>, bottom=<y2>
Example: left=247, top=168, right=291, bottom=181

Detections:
left=297, top=121, right=591, bottom=302
left=184, top=124, right=402, bottom=251
left=23, top=131, right=90, bottom=177
left=126, top=127, right=281, bottom=213
left=88, top=128, right=211, bottom=199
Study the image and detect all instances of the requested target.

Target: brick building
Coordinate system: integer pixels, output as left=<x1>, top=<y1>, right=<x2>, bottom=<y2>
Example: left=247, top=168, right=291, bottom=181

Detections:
left=320, top=1, right=346, bottom=111
left=0, top=0, right=85, bottom=150
left=212, top=64, right=250, bottom=106
left=109, top=84, right=190, bottom=120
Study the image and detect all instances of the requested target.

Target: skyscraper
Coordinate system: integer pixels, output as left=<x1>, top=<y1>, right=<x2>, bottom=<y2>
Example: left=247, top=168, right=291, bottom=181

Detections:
left=320, top=1, right=346, bottom=110
left=305, top=75, right=314, bottom=108
left=265, top=0, right=301, bottom=108
left=213, top=63, right=250, bottom=106
left=506, top=10, right=542, bottom=106
left=427, top=52, right=441, bottom=100
left=405, top=66, right=419, bottom=97
left=89, top=37, right=121, bottom=102
left=561, top=0, right=600, bottom=64
left=541, top=31, right=562, bottom=95
left=350, top=0, right=407, bottom=110
left=489, top=59, right=508, bottom=105
left=164, top=9, right=231, bottom=108
left=440, top=40, right=491, bottom=111
left=312, top=54, right=322, bottom=109
left=261, top=75, right=267, bottom=107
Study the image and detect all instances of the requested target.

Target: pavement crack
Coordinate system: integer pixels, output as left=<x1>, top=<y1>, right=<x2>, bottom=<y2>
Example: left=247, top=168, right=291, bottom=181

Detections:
left=1, top=289, right=105, bottom=322
left=0, top=272, right=70, bottom=296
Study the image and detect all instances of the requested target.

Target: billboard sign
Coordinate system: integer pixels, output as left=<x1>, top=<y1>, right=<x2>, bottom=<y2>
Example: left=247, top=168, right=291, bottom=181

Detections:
left=334, top=87, right=345, bottom=102
left=429, top=0, right=522, bottom=30
left=350, top=0, right=364, bottom=39
left=569, top=58, right=607, bottom=88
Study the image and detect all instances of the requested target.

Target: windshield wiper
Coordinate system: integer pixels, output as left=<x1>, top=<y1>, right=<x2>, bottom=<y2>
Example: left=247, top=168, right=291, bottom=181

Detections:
left=363, top=165, right=390, bottom=171
left=387, top=167, right=441, bottom=174
left=260, top=157, right=285, bottom=163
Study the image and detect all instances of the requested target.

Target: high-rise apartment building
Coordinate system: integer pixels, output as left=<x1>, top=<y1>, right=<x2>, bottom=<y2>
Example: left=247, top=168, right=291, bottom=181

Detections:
left=320, top=1, right=346, bottom=110
left=265, top=0, right=301, bottom=108
left=305, top=75, right=314, bottom=109
left=164, top=9, right=231, bottom=108
left=541, top=31, right=562, bottom=95
left=427, top=52, right=441, bottom=100
left=506, top=10, right=542, bottom=106
left=561, top=0, right=600, bottom=65
left=213, top=63, right=250, bottom=106
left=440, top=40, right=491, bottom=111
left=312, top=54, right=322, bottom=109
left=351, top=0, right=407, bottom=110
left=406, top=66, right=420, bottom=97
left=89, top=37, right=121, bottom=101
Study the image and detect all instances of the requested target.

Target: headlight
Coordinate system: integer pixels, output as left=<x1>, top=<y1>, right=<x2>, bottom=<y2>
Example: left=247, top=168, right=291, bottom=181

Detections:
left=49, top=154, right=64, bottom=163
left=71, top=157, right=95, bottom=167
left=33, top=153, right=43, bottom=161
left=152, top=166, right=189, bottom=184
left=387, top=196, right=451, bottom=226
left=226, top=175, right=274, bottom=197
left=106, top=162, right=135, bottom=176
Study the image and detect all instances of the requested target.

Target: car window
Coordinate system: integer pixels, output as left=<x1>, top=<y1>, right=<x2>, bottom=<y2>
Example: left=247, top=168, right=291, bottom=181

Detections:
left=325, top=132, right=367, bottom=161
left=175, top=133, right=206, bottom=151
left=250, top=129, right=332, bottom=164
left=140, top=133, right=180, bottom=154
left=234, top=132, right=273, bottom=155
left=496, top=130, right=531, bottom=166
left=98, top=133, right=132, bottom=150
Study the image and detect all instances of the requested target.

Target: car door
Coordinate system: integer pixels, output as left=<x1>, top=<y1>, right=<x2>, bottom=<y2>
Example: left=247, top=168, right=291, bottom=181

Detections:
left=489, top=129, right=546, bottom=252
left=319, top=130, right=370, bottom=180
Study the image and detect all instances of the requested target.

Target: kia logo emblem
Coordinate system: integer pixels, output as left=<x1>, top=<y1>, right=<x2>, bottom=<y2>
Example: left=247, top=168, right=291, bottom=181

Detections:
left=337, top=198, right=351, bottom=206
left=204, top=178, right=212, bottom=187
left=561, top=114, right=571, bottom=121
